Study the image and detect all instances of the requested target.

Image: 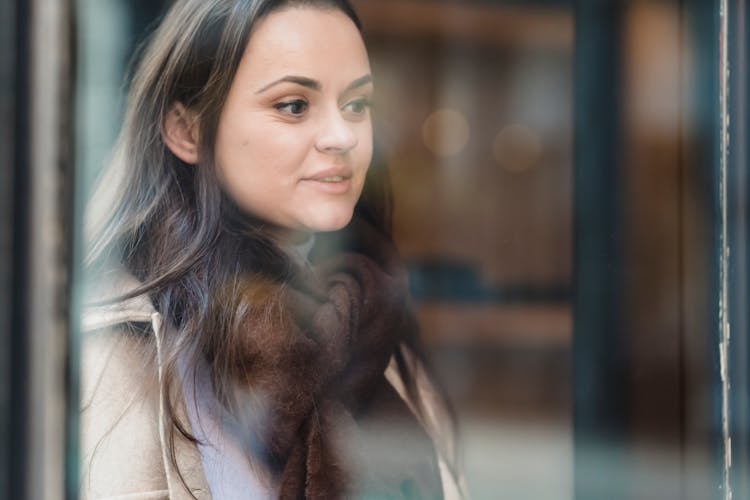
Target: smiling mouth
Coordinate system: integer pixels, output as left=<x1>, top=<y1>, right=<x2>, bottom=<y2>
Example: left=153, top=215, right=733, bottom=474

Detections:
left=302, top=174, right=353, bottom=194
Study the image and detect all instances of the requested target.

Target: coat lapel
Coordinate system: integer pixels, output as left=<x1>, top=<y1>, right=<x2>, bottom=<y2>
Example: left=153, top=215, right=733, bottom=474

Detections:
left=151, top=312, right=211, bottom=499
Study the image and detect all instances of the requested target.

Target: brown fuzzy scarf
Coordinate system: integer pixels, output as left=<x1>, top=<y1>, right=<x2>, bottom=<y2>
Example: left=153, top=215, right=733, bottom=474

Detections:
left=223, top=218, right=444, bottom=499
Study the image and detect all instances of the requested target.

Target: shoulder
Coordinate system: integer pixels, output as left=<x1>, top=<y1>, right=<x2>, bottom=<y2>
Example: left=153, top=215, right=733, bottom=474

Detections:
left=80, top=322, right=157, bottom=411
left=79, top=272, right=159, bottom=420
left=79, top=273, right=211, bottom=499
left=79, top=320, right=166, bottom=499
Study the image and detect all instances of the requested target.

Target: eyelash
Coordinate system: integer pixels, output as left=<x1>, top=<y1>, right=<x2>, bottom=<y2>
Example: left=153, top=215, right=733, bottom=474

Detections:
left=343, top=97, right=372, bottom=115
left=273, top=97, right=373, bottom=118
left=274, top=99, right=308, bottom=116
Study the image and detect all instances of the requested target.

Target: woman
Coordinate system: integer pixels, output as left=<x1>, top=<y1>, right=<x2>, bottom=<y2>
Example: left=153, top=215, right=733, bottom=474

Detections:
left=81, top=0, right=466, bottom=498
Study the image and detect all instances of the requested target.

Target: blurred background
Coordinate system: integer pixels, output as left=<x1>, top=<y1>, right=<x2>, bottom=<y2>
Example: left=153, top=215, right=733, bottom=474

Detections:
left=356, top=2, right=573, bottom=497
left=2, top=0, right=750, bottom=499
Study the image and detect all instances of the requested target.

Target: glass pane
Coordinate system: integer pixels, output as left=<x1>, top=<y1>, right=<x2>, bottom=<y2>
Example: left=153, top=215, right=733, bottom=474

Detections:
left=74, top=1, right=574, bottom=498
left=70, top=1, right=746, bottom=500
left=356, top=2, right=573, bottom=498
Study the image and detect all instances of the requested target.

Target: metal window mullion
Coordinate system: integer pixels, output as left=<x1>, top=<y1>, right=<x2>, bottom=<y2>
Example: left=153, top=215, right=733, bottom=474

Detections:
left=25, top=1, right=75, bottom=499
left=572, top=1, right=630, bottom=499
left=0, top=0, right=24, bottom=498
left=727, top=0, right=750, bottom=498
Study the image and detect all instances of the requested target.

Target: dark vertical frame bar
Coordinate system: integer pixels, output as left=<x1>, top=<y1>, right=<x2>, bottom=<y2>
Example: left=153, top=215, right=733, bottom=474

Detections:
left=67, top=3, right=80, bottom=498
left=0, top=0, right=32, bottom=498
left=572, top=1, right=629, bottom=499
left=0, top=0, right=11, bottom=495
left=680, top=0, right=723, bottom=498
left=727, top=0, right=750, bottom=497
left=0, top=0, right=20, bottom=497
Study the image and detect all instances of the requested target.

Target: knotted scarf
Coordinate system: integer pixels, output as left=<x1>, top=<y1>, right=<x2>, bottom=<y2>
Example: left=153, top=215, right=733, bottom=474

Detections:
left=221, top=217, right=444, bottom=499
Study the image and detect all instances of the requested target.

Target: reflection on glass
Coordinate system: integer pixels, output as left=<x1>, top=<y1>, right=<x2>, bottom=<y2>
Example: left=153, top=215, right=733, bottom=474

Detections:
left=66, top=1, right=750, bottom=499
left=357, top=2, right=573, bottom=497
left=76, top=0, right=574, bottom=499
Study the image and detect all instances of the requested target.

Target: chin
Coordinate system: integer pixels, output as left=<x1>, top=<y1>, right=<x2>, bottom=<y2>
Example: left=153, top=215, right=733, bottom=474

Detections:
left=304, top=209, right=355, bottom=233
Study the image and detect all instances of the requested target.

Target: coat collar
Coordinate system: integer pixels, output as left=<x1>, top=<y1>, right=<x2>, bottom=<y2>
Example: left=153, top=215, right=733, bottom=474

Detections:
left=83, top=272, right=211, bottom=499
left=82, top=271, right=467, bottom=499
left=150, top=312, right=212, bottom=499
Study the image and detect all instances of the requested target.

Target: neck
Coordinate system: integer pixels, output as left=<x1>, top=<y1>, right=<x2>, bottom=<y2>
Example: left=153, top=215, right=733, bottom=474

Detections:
left=268, top=227, right=313, bottom=247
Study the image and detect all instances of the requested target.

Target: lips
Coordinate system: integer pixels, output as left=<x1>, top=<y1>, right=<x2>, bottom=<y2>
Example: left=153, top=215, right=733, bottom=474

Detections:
left=304, top=166, right=353, bottom=182
left=317, top=175, right=346, bottom=183
left=302, top=166, right=354, bottom=194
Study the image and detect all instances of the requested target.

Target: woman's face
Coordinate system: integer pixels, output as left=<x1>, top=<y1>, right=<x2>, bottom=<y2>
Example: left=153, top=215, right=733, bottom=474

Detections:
left=214, top=6, right=373, bottom=240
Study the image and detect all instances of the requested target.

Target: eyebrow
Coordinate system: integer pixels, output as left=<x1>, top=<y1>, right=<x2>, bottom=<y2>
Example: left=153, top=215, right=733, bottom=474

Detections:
left=255, top=74, right=373, bottom=95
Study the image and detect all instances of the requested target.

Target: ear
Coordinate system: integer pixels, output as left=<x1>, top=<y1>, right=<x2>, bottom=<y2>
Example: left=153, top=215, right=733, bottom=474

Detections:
left=162, top=102, right=200, bottom=164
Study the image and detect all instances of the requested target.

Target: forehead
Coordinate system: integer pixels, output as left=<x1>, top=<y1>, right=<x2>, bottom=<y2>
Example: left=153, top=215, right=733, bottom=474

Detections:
left=239, top=7, right=370, bottom=85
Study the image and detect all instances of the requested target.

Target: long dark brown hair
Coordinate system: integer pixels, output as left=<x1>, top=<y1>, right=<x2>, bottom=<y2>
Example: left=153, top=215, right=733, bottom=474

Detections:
left=85, top=0, right=456, bottom=490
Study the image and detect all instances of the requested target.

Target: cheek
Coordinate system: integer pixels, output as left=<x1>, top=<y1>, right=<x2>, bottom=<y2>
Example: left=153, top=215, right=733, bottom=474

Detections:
left=362, top=129, right=374, bottom=160
left=216, top=119, right=311, bottom=180
left=253, top=126, right=297, bottom=159
left=356, top=125, right=374, bottom=171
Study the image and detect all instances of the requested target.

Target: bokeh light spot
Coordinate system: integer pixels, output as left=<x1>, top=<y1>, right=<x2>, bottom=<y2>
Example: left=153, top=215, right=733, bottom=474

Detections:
left=422, top=108, right=471, bottom=157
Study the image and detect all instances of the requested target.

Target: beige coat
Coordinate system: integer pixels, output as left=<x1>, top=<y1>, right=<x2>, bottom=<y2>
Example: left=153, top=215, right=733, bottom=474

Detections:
left=80, top=290, right=468, bottom=499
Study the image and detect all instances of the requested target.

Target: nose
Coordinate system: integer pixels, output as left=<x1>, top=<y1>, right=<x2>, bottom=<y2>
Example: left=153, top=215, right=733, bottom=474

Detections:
left=314, top=106, right=358, bottom=154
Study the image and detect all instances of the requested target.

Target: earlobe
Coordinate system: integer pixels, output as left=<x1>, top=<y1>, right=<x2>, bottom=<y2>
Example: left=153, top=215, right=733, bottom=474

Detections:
left=162, top=102, right=200, bottom=165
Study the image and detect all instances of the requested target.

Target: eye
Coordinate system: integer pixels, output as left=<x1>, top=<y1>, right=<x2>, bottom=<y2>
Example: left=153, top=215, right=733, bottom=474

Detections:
left=342, top=97, right=372, bottom=118
left=274, top=99, right=308, bottom=117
